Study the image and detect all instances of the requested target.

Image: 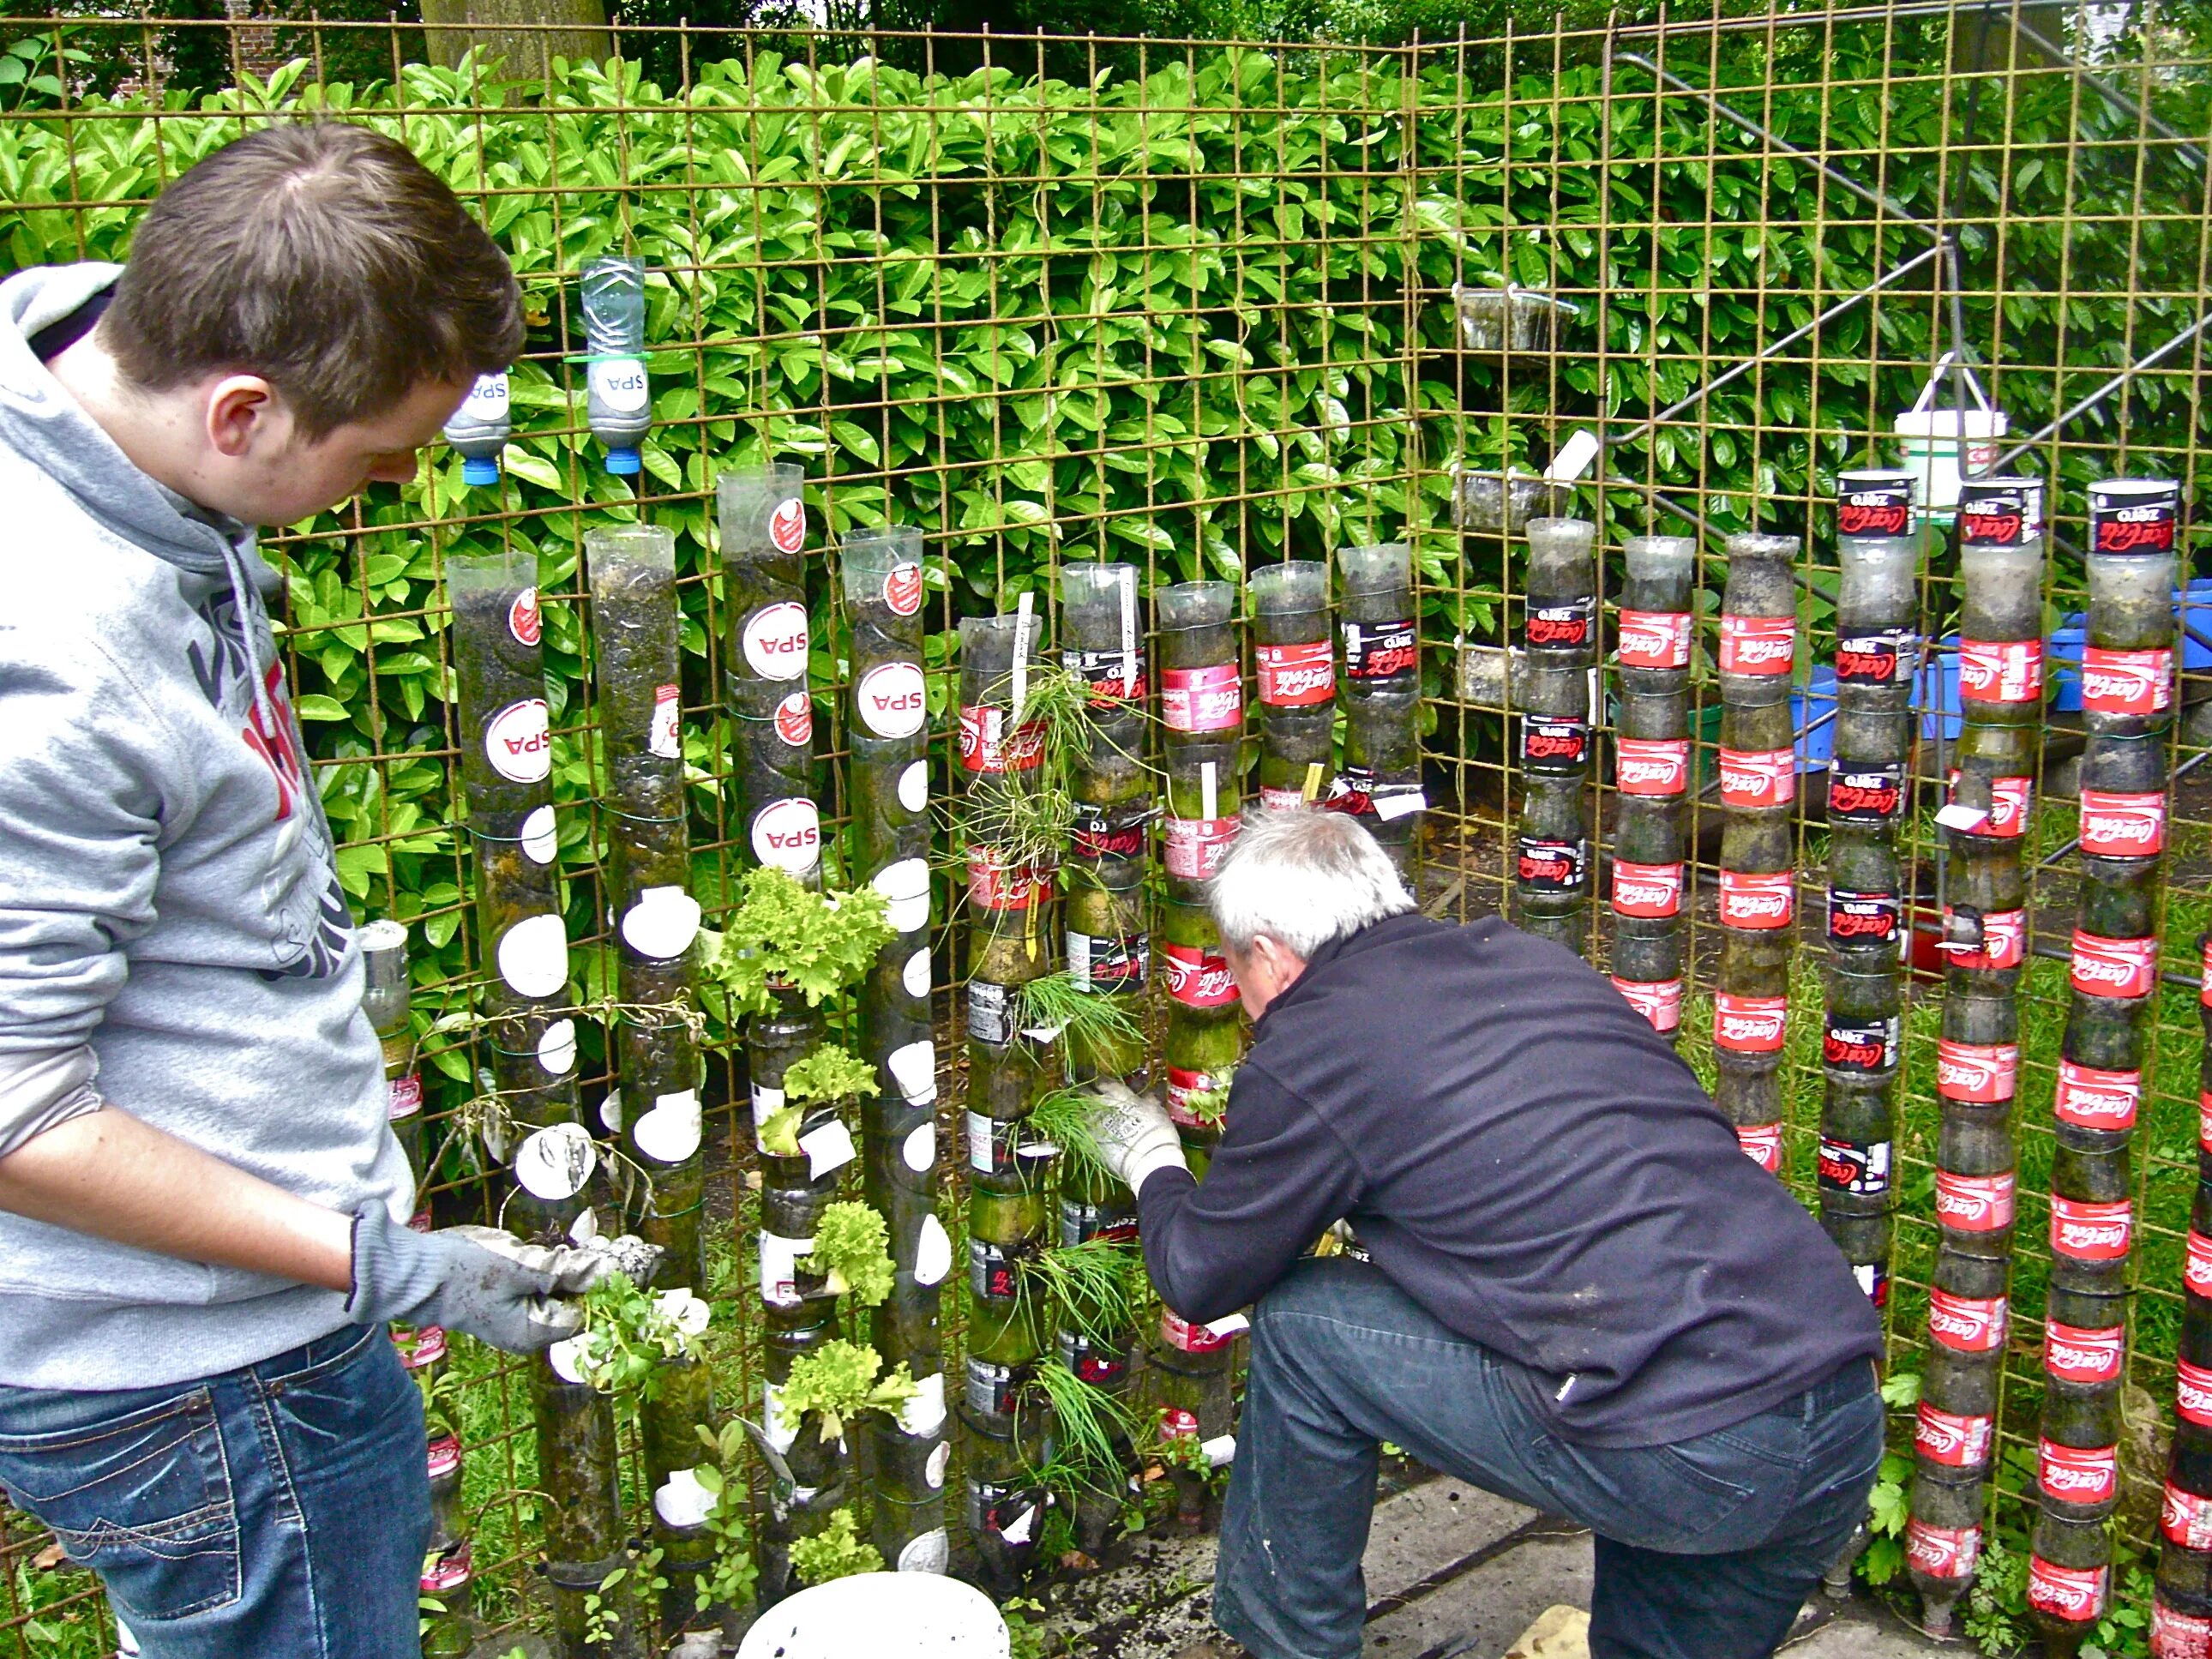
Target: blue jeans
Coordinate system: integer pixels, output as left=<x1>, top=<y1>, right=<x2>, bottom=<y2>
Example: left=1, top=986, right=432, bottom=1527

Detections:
left=1215, top=1259, right=1884, bottom=1659
left=0, top=1323, right=429, bottom=1659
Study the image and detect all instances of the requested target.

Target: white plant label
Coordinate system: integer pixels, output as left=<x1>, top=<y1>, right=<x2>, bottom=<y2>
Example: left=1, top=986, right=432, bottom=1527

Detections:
left=621, top=886, right=700, bottom=960
left=913, top=1213, right=952, bottom=1287
left=1206, top=1312, right=1253, bottom=1338
left=652, top=1467, right=716, bottom=1530
left=741, top=600, right=808, bottom=680
left=1202, top=1434, right=1237, bottom=1468
left=902, top=947, right=931, bottom=1000
left=751, top=1083, right=784, bottom=1131
left=634, top=1089, right=702, bottom=1164
left=897, top=1528, right=950, bottom=1575
left=587, top=358, right=648, bottom=413
left=1119, top=564, right=1139, bottom=694
left=759, top=1230, right=812, bottom=1307
left=569, top=1208, right=600, bottom=1244
left=855, top=660, right=928, bottom=739
left=902, top=1372, right=947, bottom=1440
left=798, top=1116, right=857, bottom=1181
left=538, top=1017, right=578, bottom=1078
left=649, top=683, right=682, bottom=759
left=496, top=912, right=568, bottom=998
left=514, top=1121, right=597, bottom=1201
left=1375, top=790, right=1428, bottom=822
left=898, top=760, right=929, bottom=814
left=924, top=1439, right=952, bottom=1489
left=599, top=1091, right=624, bottom=1132
left=751, top=796, right=820, bottom=873
left=902, top=1121, right=935, bottom=1172
left=888, top=1038, right=937, bottom=1105
left=874, top=857, right=929, bottom=933
left=547, top=1336, right=588, bottom=1385
left=484, top=697, right=550, bottom=784
left=520, top=803, right=558, bottom=865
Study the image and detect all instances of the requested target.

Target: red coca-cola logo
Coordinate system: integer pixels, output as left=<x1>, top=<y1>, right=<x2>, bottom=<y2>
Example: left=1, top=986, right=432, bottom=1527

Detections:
left=1162, top=941, right=1239, bottom=1009
left=2028, top=1555, right=2107, bottom=1623
left=421, top=1540, right=474, bottom=1596
left=1945, top=770, right=2032, bottom=838
left=1904, top=1519, right=1980, bottom=1580
left=2046, top=1319, right=2124, bottom=1385
left=1838, top=496, right=1911, bottom=537
left=1343, top=618, right=1417, bottom=680
left=2166, top=1483, right=2212, bottom=1551
left=966, top=847, right=1051, bottom=911
left=883, top=560, right=924, bottom=616
left=2071, top=930, right=2157, bottom=999
left=1719, top=869, right=1793, bottom=929
left=2155, top=1599, right=2212, bottom=1657
left=1256, top=640, right=1334, bottom=706
left=1828, top=891, right=1900, bottom=943
left=773, top=689, right=813, bottom=747
left=1616, top=737, right=1690, bottom=796
left=1165, top=1065, right=1226, bottom=1127
left=1717, top=747, right=1794, bottom=810
left=1935, top=1169, right=2015, bottom=1232
left=1737, top=1121, right=1783, bottom=1173
left=1517, top=836, right=1587, bottom=892
left=1928, top=1287, right=2007, bottom=1353
left=1817, top=1135, right=1889, bottom=1193
left=2192, top=1231, right=2212, bottom=1297
left=2051, top=1196, right=2133, bottom=1263
left=1915, top=1404, right=1993, bottom=1467
left=1613, top=860, right=1683, bottom=918
left=1527, top=600, right=1594, bottom=649
left=1828, top=768, right=1901, bottom=821
left=1715, top=993, right=1787, bottom=1053
left=2182, top=1358, right=2212, bottom=1427
left=2203, top=1089, right=2212, bottom=1156
left=2055, top=1061, right=2141, bottom=1131
left=1520, top=718, right=1590, bottom=767
left=1613, top=976, right=1681, bottom=1033
left=1164, top=815, right=1240, bottom=881
left=1719, top=612, right=1795, bottom=675
left=1617, top=609, right=1692, bottom=670
left=2081, top=788, right=2166, bottom=854
left=1959, top=508, right=2024, bottom=546
left=426, top=1433, right=462, bottom=1479
left=1957, top=637, right=2043, bottom=704
left=2082, top=646, right=2174, bottom=717
left=2093, top=496, right=2177, bottom=553
left=958, top=704, right=1046, bottom=773
left=1834, top=634, right=1906, bottom=685
left=2039, top=1440, right=2119, bottom=1505
left=1937, top=1040, right=2018, bottom=1103
left=1943, top=905, right=2024, bottom=972
left=508, top=586, right=542, bottom=646
left=767, top=495, right=806, bottom=554
left=1162, top=1312, right=1232, bottom=1354
left=1162, top=663, right=1244, bottom=733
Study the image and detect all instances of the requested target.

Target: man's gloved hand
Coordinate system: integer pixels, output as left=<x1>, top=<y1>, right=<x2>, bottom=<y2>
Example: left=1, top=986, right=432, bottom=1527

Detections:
left=1085, top=1078, right=1189, bottom=1196
left=346, top=1205, right=621, bottom=1354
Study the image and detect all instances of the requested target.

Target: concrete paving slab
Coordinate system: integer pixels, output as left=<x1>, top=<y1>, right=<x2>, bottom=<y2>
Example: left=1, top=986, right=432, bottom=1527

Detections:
left=1361, top=1528, right=1595, bottom=1659
left=1361, top=1481, right=1540, bottom=1606
left=1782, top=1601, right=1949, bottom=1658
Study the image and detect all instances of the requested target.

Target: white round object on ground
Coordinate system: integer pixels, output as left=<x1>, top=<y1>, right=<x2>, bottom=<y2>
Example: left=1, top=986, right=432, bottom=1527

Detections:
left=735, top=1572, right=1007, bottom=1659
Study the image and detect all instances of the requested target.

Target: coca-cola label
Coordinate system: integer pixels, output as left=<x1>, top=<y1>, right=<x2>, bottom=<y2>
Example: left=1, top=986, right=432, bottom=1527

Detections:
left=1165, top=1065, right=1228, bottom=1128
left=2072, top=930, right=2157, bottom=999
left=1065, top=644, right=1145, bottom=704
left=1519, top=716, right=1590, bottom=772
left=1613, top=860, right=1683, bottom=919
left=2046, top=1319, right=2124, bottom=1385
left=1067, top=929, right=1147, bottom=992
left=1718, top=747, right=1795, bottom=809
left=1517, top=835, right=1588, bottom=893
left=1957, top=481, right=2043, bottom=548
left=508, top=586, right=542, bottom=646
left=1903, top=1519, right=1980, bottom=1581
left=2183, top=1358, right=2212, bottom=1427
left=426, top=1433, right=462, bottom=1480
left=2191, top=1230, right=2212, bottom=1297
left=2089, top=480, right=2179, bottom=554
left=1944, top=905, right=2025, bottom=973
left=648, top=682, right=683, bottom=759
left=2082, top=646, right=2174, bottom=718
left=1822, top=1016, right=1898, bottom=1074
left=1613, top=976, right=1682, bottom=1033
left=742, top=600, right=809, bottom=680
left=2203, top=1089, right=2212, bottom=1156
left=965, top=1358, right=1024, bottom=1417
left=1828, top=888, right=1901, bottom=947
left=1718, top=612, right=1795, bottom=676
left=966, top=848, right=1049, bottom=911
left=1936, top=1169, right=2015, bottom=1233
left=2166, top=1483, right=2212, bottom=1550
left=1162, top=662, right=1244, bottom=732
left=1837, top=474, right=1914, bottom=536
left=1817, top=1135, right=1890, bottom=1195
left=2039, top=1440, right=2119, bottom=1506
left=773, top=689, right=811, bottom=748
left=855, top=660, right=927, bottom=738
left=958, top=704, right=1045, bottom=773
left=1957, top=637, right=2044, bottom=705
left=1164, top=816, right=1239, bottom=881
left=2155, top=1600, right=2212, bottom=1657
left=1946, top=770, right=2032, bottom=839
left=1527, top=597, right=1596, bottom=651
left=1162, top=941, right=1239, bottom=1009
left=1928, top=1287, right=2007, bottom=1353
left=767, top=496, right=806, bottom=555
left=1937, top=1039, right=2018, bottom=1103
left=1828, top=764, right=1903, bottom=825
left=1718, top=869, right=1794, bottom=929
left=1737, top=1122, right=1783, bottom=1173
left=1343, top=617, right=1417, bottom=681
left=2028, top=1555, right=2107, bottom=1624
left=421, top=1539, right=474, bottom=1596
left=1835, top=630, right=1914, bottom=686
left=386, top=1072, right=424, bottom=1121
left=1615, top=737, right=1690, bottom=796
left=1255, top=640, right=1332, bottom=706
left=2051, top=1196, right=2133, bottom=1263
left=1618, top=609, right=1692, bottom=669
left=2054, top=1061, right=2141, bottom=1131
left=1714, top=993, right=1787, bottom=1054
left=750, top=796, right=820, bottom=873
left=484, top=697, right=551, bottom=784
left=2080, top=789, right=2166, bottom=855
left=1059, top=1330, right=1129, bottom=1387
left=967, top=1110, right=1021, bottom=1176
left=967, top=981, right=1011, bottom=1045
left=1071, top=800, right=1151, bottom=859
left=1914, top=1403, right=1993, bottom=1468
left=1161, top=1310, right=1233, bottom=1354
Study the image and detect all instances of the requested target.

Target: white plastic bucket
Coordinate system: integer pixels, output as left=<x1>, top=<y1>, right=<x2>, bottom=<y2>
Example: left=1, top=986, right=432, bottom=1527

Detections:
left=1893, top=355, right=2005, bottom=513
left=736, top=1572, right=1010, bottom=1659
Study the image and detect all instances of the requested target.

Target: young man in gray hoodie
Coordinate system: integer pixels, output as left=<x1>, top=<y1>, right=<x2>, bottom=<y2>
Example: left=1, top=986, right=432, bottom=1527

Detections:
left=0, top=123, right=600, bottom=1659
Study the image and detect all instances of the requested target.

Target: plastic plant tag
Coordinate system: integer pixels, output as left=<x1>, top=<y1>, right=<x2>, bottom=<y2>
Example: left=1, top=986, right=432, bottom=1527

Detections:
left=634, top=1089, right=702, bottom=1163
left=913, top=1214, right=953, bottom=1286
left=621, top=886, right=701, bottom=960
left=496, top=911, right=568, bottom=997
left=799, top=1116, right=858, bottom=1181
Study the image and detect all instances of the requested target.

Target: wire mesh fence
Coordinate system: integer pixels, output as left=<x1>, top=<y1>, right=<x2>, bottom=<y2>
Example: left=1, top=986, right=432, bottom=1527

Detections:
left=2, top=5, right=2209, bottom=1651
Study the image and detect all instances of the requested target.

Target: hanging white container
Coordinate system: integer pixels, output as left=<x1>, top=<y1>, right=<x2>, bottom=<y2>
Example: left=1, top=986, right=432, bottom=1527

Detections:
left=1894, top=353, right=2006, bottom=514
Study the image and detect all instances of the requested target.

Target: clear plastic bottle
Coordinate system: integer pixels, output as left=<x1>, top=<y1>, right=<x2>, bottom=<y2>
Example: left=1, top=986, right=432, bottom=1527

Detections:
left=443, top=370, right=511, bottom=487
left=580, top=255, right=650, bottom=476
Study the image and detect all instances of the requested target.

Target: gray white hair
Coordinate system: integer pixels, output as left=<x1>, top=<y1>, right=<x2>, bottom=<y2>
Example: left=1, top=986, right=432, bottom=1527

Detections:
left=1208, top=808, right=1415, bottom=959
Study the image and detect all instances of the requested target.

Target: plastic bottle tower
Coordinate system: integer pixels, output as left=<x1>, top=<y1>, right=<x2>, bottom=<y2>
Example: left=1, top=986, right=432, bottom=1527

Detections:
left=1906, top=494, right=2046, bottom=1636
left=1251, top=562, right=1337, bottom=814
left=1820, top=472, right=1920, bottom=1312
left=839, top=527, right=952, bottom=1575
left=1712, top=532, right=1800, bottom=1174
left=1611, top=535, right=1696, bottom=1037
left=2156, top=947, right=2212, bottom=1653
left=446, top=550, right=624, bottom=1658
left=1154, top=580, right=1245, bottom=1517
left=1335, top=544, right=1425, bottom=894
left=720, top=466, right=820, bottom=892
left=580, top=256, right=650, bottom=478
left=957, top=610, right=1055, bottom=1587
left=444, top=370, right=511, bottom=488
left=586, top=526, right=718, bottom=1632
left=1057, top=563, right=1152, bottom=1554
left=1510, top=520, right=1597, bottom=955
left=2029, top=478, right=2179, bottom=1650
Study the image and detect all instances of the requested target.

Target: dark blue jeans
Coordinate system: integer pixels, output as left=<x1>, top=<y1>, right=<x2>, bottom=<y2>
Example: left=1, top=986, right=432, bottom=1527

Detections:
left=1215, top=1258, right=1884, bottom=1659
left=0, top=1323, right=429, bottom=1659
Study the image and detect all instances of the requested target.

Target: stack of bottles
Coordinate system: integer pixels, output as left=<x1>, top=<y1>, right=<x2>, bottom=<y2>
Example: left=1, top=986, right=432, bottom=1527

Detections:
left=1610, top=533, right=1695, bottom=1037
left=2153, top=937, right=2212, bottom=1656
left=1512, top=519, right=1597, bottom=953
left=1335, top=543, right=1424, bottom=891
left=719, top=466, right=820, bottom=888
left=1251, top=562, right=1336, bottom=813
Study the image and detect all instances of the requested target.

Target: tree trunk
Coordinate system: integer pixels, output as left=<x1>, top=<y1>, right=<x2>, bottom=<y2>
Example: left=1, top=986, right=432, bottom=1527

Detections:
left=418, top=0, right=609, bottom=80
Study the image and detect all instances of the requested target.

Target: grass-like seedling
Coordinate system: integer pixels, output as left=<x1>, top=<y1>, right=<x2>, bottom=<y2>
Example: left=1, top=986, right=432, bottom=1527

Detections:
left=1022, top=1233, right=1150, bottom=1343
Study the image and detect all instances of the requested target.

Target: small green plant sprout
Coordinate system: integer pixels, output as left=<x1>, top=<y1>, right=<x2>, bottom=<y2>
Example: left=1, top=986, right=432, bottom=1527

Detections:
left=1001, top=1595, right=1055, bottom=1659
left=778, top=1338, right=918, bottom=1443
left=1023, top=1234, right=1149, bottom=1343
left=802, top=1200, right=896, bottom=1307
left=1026, top=1085, right=1115, bottom=1181
left=555, top=1271, right=710, bottom=1398
left=688, top=1419, right=763, bottom=1614
left=782, top=1043, right=881, bottom=1106
left=1181, top=1065, right=1234, bottom=1128
left=788, top=1507, right=884, bottom=1586
left=701, top=867, right=894, bottom=1018
left=582, top=1541, right=667, bottom=1649
left=1015, top=971, right=1143, bottom=1055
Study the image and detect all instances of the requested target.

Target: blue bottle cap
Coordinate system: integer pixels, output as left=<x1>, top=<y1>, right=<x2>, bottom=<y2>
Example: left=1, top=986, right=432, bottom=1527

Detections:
left=461, top=455, right=502, bottom=486
left=604, top=447, right=642, bottom=476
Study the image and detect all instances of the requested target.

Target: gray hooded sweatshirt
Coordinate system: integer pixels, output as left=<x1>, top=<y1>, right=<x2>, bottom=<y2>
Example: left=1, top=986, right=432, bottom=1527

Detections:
left=0, top=263, right=413, bottom=1390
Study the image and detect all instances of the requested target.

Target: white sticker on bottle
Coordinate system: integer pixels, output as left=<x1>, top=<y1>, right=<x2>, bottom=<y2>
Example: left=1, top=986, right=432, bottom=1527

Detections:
left=925, top=1440, right=952, bottom=1491
left=902, top=947, right=930, bottom=1000
left=634, top=1089, right=702, bottom=1164
left=1205, top=1313, right=1253, bottom=1339
left=874, top=857, right=929, bottom=933
left=897, top=1527, right=950, bottom=1575
left=751, top=796, right=820, bottom=873
left=484, top=698, right=551, bottom=784
left=547, top=1336, right=589, bottom=1385
left=656, top=1286, right=712, bottom=1337
left=1002, top=1505, right=1038, bottom=1547
left=798, top=1116, right=857, bottom=1181
left=514, top=1121, right=597, bottom=1201
left=1374, top=790, right=1428, bottom=822
left=569, top=1207, right=600, bottom=1244
left=898, top=760, right=929, bottom=814
left=622, top=886, right=701, bottom=960
left=760, top=1230, right=812, bottom=1306
left=597, top=1090, right=623, bottom=1132
left=741, top=600, right=809, bottom=681
left=888, top=1038, right=937, bottom=1105
left=913, top=1214, right=952, bottom=1287
left=648, top=683, right=682, bottom=759
left=763, top=1379, right=796, bottom=1452
left=496, top=912, right=568, bottom=998
left=519, top=803, right=559, bottom=865
left=587, top=357, right=648, bottom=413
left=538, top=1017, right=578, bottom=1078
left=902, top=1372, right=947, bottom=1440
left=653, top=1466, right=716, bottom=1530
left=1202, top=1434, right=1237, bottom=1468
left=751, top=1084, right=785, bottom=1131
left=903, top=1121, right=935, bottom=1172
left=461, top=371, right=510, bottom=422
left=855, top=660, right=929, bottom=739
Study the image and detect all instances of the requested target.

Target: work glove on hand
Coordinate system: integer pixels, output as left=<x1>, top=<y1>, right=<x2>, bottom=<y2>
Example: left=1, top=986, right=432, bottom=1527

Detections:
left=346, top=1205, right=622, bottom=1354
left=1085, top=1077, right=1189, bottom=1197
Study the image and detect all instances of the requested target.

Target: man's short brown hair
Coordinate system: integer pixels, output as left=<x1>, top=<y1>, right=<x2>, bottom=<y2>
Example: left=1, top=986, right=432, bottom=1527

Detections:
left=103, top=122, right=524, bottom=437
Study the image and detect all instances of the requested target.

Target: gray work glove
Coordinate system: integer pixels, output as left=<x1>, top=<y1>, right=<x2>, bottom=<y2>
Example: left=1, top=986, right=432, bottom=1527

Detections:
left=347, top=1205, right=622, bottom=1355
left=1085, top=1078, right=1189, bottom=1197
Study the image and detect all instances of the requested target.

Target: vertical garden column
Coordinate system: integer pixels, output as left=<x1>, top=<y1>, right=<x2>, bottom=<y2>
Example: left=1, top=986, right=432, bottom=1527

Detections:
left=2029, top=478, right=2179, bottom=1651
left=1712, top=532, right=1799, bottom=1174
left=1819, top=472, right=1920, bottom=1311
left=1610, top=535, right=1694, bottom=1037
left=1250, top=562, right=1336, bottom=814
left=586, top=525, right=716, bottom=1638
left=1155, top=580, right=1244, bottom=1521
left=1334, top=544, right=1424, bottom=894
left=2152, top=938, right=2212, bottom=1649
left=446, top=550, right=623, bottom=1659
left=1906, top=506, right=2045, bottom=1638
left=720, top=466, right=820, bottom=890
left=840, top=527, right=950, bottom=1575
left=1512, top=520, right=1598, bottom=957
